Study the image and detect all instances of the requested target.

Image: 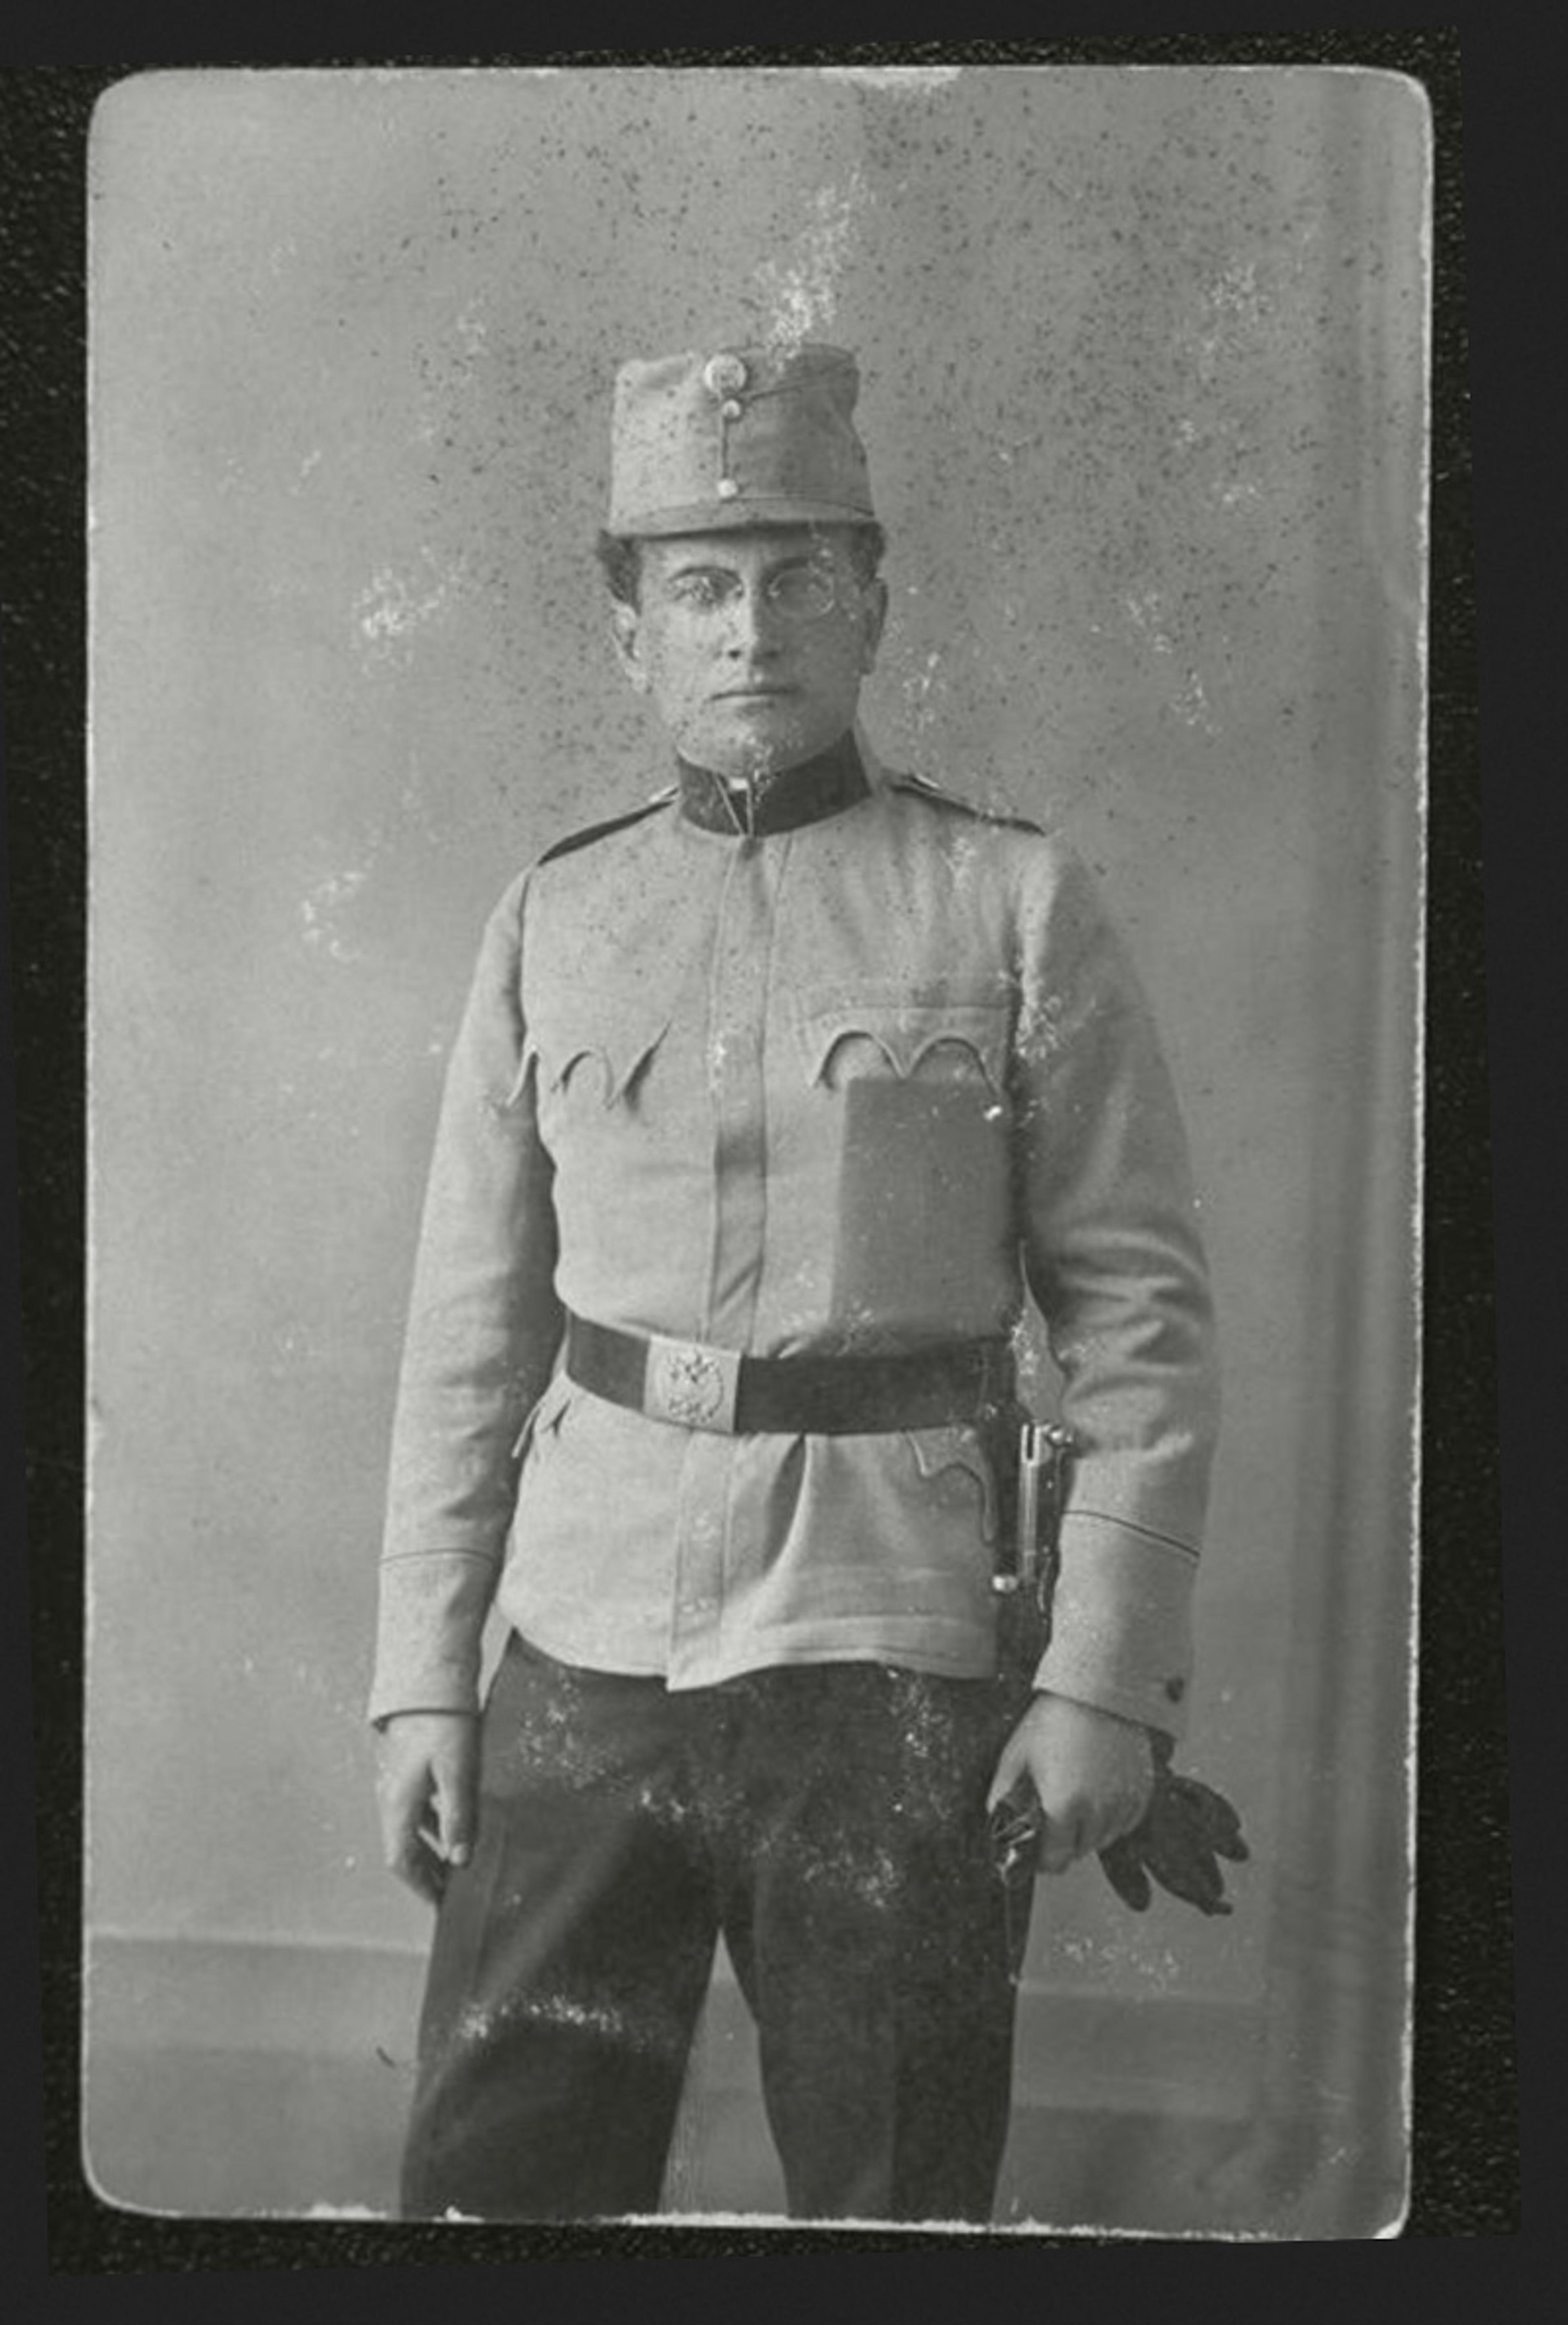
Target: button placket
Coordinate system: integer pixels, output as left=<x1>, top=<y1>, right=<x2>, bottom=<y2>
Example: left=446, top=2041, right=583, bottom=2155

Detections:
left=666, top=840, right=785, bottom=1681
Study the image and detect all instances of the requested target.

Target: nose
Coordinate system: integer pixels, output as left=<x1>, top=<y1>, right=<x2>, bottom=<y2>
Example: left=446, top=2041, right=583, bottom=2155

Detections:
left=719, top=578, right=786, bottom=657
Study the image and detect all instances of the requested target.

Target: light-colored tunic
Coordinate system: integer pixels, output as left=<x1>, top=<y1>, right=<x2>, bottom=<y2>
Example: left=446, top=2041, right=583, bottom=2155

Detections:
left=370, top=736, right=1219, bottom=1737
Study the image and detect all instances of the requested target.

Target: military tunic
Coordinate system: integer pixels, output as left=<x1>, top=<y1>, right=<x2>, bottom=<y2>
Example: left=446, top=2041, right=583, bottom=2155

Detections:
left=371, top=731, right=1218, bottom=1736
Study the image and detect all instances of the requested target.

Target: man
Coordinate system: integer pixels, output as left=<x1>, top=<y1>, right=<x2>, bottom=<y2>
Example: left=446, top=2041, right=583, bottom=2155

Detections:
left=371, top=341, right=1219, bottom=2223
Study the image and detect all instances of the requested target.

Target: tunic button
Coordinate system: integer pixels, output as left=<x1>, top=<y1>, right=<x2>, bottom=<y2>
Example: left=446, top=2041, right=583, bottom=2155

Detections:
left=1164, top=1676, right=1187, bottom=1703
left=703, top=352, right=749, bottom=397
left=716, top=477, right=739, bottom=500
left=720, top=398, right=743, bottom=420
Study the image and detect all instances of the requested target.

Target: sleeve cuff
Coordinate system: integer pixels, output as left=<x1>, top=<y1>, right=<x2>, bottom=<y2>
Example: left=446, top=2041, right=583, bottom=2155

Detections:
left=366, top=1548, right=498, bottom=1725
left=1030, top=1508, right=1198, bottom=1738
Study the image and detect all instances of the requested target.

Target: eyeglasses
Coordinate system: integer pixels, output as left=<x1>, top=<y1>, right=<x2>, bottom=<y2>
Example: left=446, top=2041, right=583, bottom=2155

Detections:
left=656, top=563, right=850, bottom=625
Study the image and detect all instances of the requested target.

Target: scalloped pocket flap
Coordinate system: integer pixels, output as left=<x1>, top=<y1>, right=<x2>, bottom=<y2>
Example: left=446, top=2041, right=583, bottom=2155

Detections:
left=797, top=998, right=1007, bottom=1092
left=546, top=1019, right=670, bottom=1106
left=904, top=1423, right=998, bottom=1542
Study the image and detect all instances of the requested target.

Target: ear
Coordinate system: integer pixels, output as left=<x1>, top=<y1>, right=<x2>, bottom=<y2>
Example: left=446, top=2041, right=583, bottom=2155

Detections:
left=859, top=579, right=889, bottom=673
left=610, top=600, right=650, bottom=694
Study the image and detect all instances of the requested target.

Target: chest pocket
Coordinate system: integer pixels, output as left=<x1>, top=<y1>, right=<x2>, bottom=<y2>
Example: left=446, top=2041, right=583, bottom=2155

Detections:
left=795, top=994, right=1009, bottom=1096
left=795, top=991, right=1017, bottom=1322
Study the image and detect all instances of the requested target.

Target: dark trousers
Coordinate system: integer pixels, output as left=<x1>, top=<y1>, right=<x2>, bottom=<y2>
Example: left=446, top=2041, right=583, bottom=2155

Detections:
left=399, top=1632, right=1033, bottom=2222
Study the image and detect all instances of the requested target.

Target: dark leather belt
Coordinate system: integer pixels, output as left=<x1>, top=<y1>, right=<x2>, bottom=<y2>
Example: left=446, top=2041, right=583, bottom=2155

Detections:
left=564, top=1312, right=1014, bottom=1438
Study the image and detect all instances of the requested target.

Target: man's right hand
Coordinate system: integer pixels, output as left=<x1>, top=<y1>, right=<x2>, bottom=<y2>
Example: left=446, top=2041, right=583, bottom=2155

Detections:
left=376, top=1711, right=480, bottom=1907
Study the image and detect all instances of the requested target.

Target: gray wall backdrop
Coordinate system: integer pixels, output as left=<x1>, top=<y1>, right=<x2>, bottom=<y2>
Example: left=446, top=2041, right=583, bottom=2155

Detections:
left=86, top=65, right=1426, bottom=2232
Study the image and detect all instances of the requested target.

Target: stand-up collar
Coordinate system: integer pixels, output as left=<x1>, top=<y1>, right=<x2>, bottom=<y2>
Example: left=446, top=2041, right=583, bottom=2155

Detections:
left=677, top=729, right=869, bottom=837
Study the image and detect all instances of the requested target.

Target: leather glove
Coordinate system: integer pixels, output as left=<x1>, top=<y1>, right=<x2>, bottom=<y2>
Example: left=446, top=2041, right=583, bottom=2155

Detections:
left=1096, top=1733, right=1249, bottom=1917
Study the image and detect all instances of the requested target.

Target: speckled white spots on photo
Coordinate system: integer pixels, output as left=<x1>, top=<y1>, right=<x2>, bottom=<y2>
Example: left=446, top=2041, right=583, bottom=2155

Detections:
left=299, top=865, right=369, bottom=960
left=354, top=548, right=469, bottom=667
left=754, top=167, right=868, bottom=356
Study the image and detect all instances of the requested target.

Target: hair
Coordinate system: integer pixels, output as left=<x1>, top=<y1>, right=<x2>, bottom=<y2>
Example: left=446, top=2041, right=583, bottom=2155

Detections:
left=595, top=521, right=888, bottom=608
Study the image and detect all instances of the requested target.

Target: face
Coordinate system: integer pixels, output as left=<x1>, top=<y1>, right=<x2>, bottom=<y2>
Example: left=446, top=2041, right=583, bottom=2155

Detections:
left=610, top=527, right=888, bottom=781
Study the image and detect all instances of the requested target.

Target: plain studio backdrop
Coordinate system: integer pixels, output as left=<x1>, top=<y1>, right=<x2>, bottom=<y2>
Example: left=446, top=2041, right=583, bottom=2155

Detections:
left=85, top=65, right=1426, bottom=2235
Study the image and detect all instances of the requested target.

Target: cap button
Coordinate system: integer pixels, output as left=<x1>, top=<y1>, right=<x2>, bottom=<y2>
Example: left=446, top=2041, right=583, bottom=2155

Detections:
left=703, top=353, right=749, bottom=397
left=716, top=477, right=740, bottom=501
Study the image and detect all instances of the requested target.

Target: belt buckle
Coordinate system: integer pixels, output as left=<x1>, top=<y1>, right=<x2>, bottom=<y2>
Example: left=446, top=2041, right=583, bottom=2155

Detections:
left=644, top=1335, right=742, bottom=1433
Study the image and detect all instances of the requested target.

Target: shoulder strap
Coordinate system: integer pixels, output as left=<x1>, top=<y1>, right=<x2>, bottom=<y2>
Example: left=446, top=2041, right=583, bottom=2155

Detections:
left=537, top=788, right=676, bottom=867
left=889, top=771, right=1045, bottom=838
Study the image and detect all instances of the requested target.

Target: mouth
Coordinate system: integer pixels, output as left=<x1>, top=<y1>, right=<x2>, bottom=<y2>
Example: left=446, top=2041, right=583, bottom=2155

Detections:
left=715, top=684, right=797, bottom=701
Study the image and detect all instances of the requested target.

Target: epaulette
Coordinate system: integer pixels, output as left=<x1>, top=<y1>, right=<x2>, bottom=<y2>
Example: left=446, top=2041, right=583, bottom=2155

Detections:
left=537, top=787, right=677, bottom=867
left=889, top=772, right=1045, bottom=838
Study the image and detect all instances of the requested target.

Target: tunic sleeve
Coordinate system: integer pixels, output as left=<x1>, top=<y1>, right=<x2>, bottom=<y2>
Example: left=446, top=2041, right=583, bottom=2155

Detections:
left=1012, top=843, right=1221, bottom=1738
left=368, top=869, right=564, bottom=1723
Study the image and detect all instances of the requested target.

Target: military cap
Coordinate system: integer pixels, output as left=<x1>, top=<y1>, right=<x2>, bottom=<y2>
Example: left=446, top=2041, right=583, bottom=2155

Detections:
left=606, top=341, right=876, bottom=537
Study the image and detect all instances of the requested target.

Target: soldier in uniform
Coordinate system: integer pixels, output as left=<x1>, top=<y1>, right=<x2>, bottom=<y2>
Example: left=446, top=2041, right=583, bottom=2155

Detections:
left=371, top=341, right=1220, bottom=2223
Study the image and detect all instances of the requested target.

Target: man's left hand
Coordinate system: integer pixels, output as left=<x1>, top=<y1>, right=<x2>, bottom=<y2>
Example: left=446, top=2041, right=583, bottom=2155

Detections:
left=986, top=1693, right=1154, bottom=1875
